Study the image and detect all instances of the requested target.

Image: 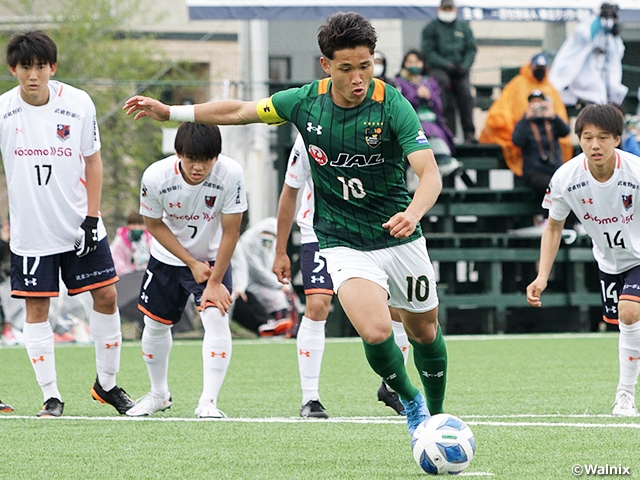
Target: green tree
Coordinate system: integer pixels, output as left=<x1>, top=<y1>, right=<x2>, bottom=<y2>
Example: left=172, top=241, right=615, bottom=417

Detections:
left=0, top=0, right=173, bottom=235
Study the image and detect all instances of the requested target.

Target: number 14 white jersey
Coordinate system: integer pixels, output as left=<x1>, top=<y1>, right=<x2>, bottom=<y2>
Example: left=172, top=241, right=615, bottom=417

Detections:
left=140, top=154, right=248, bottom=267
left=0, top=81, right=103, bottom=256
left=544, top=149, right=640, bottom=274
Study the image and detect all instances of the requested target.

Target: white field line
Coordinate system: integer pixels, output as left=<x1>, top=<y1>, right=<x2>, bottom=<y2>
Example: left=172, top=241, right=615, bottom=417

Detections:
left=0, top=414, right=638, bottom=428
left=0, top=332, right=619, bottom=350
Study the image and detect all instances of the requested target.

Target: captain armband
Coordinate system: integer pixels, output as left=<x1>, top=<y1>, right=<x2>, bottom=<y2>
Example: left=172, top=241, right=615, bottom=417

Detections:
left=256, top=97, right=287, bottom=126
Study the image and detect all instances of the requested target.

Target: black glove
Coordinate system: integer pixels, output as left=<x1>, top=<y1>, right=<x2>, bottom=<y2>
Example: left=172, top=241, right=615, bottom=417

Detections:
left=74, top=216, right=99, bottom=257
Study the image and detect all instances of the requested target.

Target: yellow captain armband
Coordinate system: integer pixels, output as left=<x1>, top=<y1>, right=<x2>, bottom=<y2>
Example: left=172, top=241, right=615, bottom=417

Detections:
left=256, top=97, right=287, bottom=126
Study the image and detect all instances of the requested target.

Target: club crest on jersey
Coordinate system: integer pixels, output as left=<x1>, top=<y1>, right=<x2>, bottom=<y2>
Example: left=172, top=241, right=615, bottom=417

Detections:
left=308, top=144, right=328, bottom=166
left=205, top=195, right=216, bottom=208
left=623, top=194, right=633, bottom=211
left=56, top=124, right=70, bottom=141
left=365, top=127, right=382, bottom=148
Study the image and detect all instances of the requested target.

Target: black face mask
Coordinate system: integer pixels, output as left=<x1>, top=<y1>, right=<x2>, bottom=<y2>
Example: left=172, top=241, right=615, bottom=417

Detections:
left=533, top=68, right=546, bottom=81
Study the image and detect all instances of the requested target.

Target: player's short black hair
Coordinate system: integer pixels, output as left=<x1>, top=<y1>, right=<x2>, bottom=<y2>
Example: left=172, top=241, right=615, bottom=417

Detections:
left=6, top=30, right=57, bottom=68
left=574, top=104, right=623, bottom=137
left=317, top=12, right=377, bottom=60
left=174, top=122, right=222, bottom=161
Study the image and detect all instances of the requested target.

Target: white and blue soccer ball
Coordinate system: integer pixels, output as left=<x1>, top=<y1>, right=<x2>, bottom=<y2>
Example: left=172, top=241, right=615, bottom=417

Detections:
left=411, top=413, right=476, bottom=475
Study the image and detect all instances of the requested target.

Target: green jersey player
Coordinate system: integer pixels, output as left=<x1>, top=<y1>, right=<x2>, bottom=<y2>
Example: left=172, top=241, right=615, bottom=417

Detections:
left=124, top=12, right=447, bottom=436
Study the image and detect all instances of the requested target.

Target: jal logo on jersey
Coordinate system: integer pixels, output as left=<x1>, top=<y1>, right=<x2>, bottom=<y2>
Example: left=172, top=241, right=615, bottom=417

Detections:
left=308, top=144, right=328, bottom=166
left=56, top=124, right=70, bottom=141
left=623, top=194, right=633, bottom=211
left=205, top=195, right=216, bottom=208
left=364, top=127, right=382, bottom=148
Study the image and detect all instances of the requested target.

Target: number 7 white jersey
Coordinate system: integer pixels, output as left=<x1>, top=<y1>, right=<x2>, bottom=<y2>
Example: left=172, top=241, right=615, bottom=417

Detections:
left=544, top=149, right=640, bottom=274
left=140, top=154, right=248, bottom=266
left=0, top=81, right=103, bottom=256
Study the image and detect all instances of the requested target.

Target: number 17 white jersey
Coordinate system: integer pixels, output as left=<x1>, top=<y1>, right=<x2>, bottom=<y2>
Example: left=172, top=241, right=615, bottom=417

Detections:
left=140, top=154, right=248, bottom=267
left=0, top=81, right=103, bottom=256
left=544, top=149, right=640, bottom=274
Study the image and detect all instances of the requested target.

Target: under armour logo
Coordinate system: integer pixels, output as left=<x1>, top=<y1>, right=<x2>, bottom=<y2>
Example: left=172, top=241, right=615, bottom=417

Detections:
left=422, top=370, right=444, bottom=378
left=310, top=275, right=324, bottom=284
left=384, top=373, right=398, bottom=381
left=140, top=292, right=149, bottom=303
left=299, top=349, right=310, bottom=357
left=263, top=106, right=271, bottom=113
left=629, top=355, right=640, bottom=361
left=581, top=198, right=593, bottom=204
left=24, top=278, right=37, bottom=286
left=31, top=355, right=45, bottom=364
left=211, top=351, right=227, bottom=358
left=605, top=306, right=617, bottom=314
left=401, top=345, right=409, bottom=352
left=105, top=342, right=119, bottom=349
left=306, top=122, right=322, bottom=134
left=169, top=202, right=181, bottom=208
left=142, top=351, right=153, bottom=359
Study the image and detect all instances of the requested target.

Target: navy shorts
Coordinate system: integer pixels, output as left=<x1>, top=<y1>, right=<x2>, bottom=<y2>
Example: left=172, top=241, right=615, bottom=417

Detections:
left=138, top=255, right=232, bottom=325
left=598, top=264, right=640, bottom=324
left=10, top=238, right=118, bottom=298
left=300, top=242, right=333, bottom=296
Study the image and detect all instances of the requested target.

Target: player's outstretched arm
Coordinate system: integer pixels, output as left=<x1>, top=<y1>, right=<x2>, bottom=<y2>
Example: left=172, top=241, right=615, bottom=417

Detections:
left=123, top=96, right=263, bottom=125
left=526, top=217, right=565, bottom=307
left=273, top=184, right=299, bottom=284
left=383, top=149, right=441, bottom=238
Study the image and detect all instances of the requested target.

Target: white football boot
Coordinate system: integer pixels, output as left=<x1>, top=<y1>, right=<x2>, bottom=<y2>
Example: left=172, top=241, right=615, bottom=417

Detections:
left=125, top=392, right=172, bottom=416
left=195, top=401, right=226, bottom=419
left=612, top=390, right=639, bottom=417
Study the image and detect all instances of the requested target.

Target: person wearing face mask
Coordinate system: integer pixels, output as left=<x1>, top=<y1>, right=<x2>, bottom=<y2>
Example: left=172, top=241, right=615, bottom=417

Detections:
left=373, top=50, right=392, bottom=84
left=421, top=0, right=477, bottom=143
left=110, top=211, right=153, bottom=276
left=549, top=3, right=627, bottom=107
left=479, top=52, right=573, bottom=177
left=395, top=49, right=461, bottom=180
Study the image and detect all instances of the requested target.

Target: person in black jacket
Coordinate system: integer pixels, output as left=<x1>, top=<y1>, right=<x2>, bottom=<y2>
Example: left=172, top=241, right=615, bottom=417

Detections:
left=512, top=90, right=571, bottom=203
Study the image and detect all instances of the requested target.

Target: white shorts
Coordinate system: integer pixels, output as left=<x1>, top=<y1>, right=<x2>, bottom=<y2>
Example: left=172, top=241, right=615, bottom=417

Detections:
left=320, top=236, right=438, bottom=313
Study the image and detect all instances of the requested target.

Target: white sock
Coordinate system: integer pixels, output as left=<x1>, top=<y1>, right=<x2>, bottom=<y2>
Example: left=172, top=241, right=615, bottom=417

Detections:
left=392, top=320, right=410, bottom=365
left=23, top=321, right=60, bottom=402
left=199, top=308, right=232, bottom=407
left=297, top=316, right=326, bottom=404
left=617, top=321, right=640, bottom=396
left=141, top=316, right=172, bottom=399
left=90, top=309, right=122, bottom=391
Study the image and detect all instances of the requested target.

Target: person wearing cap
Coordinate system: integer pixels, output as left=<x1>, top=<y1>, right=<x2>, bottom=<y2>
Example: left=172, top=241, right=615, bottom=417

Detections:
left=549, top=3, right=627, bottom=107
left=479, top=52, right=573, bottom=176
left=421, top=0, right=477, bottom=143
left=512, top=90, right=571, bottom=205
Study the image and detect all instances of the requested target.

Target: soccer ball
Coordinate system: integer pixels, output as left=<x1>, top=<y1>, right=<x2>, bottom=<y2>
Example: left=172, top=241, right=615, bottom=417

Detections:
left=411, top=413, right=476, bottom=475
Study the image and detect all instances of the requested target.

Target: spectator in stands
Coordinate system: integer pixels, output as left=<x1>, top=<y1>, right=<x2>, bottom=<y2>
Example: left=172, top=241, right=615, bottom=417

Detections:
left=109, top=211, right=152, bottom=276
left=479, top=52, right=573, bottom=177
left=373, top=50, right=392, bottom=84
left=232, top=217, right=298, bottom=337
left=395, top=49, right=466, bottom=182
left=512, top=90, right=571, bottom=206
left=549, top=3, right=627, bottom=108
left=613, top=104, right=640, bottom=157
left=421, top=0, right=477, bottom=143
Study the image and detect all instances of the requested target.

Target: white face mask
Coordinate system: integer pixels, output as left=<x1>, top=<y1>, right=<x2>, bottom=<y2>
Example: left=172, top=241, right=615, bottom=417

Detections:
left=373, top=64, right=385, bottom=78
left=437, top=10, right=457, bottom=23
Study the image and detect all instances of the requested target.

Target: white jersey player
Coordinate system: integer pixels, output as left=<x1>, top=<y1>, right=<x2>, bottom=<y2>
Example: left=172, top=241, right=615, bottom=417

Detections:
left=528, top=104, right=640, bottom=417
left=127, top=122, right=247, bottom=419
left=274, top=134, right=410, bottom=417
left=0, top=30, right=133, bottom=417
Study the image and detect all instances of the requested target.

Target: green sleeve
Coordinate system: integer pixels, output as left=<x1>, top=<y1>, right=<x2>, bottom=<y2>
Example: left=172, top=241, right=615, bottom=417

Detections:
left=387, top=86, right=432, bottom=156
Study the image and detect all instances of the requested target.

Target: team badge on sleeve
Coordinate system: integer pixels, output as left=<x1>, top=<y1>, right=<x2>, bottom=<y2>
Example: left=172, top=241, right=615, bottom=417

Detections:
left=56, top=124, right=70, bottom=141
left=415, top=129, right=429, bottom=145
left=623, top=194, right=633, bottom=211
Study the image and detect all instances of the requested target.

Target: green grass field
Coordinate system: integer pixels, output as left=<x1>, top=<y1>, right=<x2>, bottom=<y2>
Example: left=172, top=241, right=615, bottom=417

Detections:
left=0, top=333, right=638, bottom=479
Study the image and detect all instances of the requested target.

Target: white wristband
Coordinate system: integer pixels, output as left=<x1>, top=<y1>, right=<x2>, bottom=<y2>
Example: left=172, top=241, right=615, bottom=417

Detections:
left=169, top=105, right=195, bottom=122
